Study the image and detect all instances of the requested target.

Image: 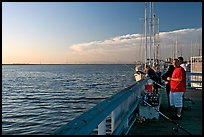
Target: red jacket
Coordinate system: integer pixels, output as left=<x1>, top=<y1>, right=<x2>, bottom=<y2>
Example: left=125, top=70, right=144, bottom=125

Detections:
left=170, top=67, right=186, bottom=92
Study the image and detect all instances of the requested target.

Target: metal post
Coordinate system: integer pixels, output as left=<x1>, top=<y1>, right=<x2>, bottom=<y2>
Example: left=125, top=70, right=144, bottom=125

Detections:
left=152, top=2, right=155, bottom=63
left=149, top=2, right=152, bottom=65
left=157, top=18, right=160, bottom=61
left=111, top=110, right=116, bottom=133
left=124, top=99, right=129, bottom=129
left=144, top=2, right=148, bottom=64
left=176, top=37, right=178, bottom=58
left=186, top=72, right=191, bottom=88
left=98, top=118, right=106, bottom=135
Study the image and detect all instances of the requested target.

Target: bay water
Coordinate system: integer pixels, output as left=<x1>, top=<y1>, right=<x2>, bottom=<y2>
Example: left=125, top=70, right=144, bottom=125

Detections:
left=2, top=64, right=135, bottom=135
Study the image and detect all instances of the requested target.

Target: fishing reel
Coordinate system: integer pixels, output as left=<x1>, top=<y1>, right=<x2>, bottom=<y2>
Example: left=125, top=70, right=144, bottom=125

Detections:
left=142, top=93, right=160, bottom=107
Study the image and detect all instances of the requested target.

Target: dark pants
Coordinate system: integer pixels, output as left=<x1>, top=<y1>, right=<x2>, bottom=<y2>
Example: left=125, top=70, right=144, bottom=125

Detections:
left=153, top=82, right=159, bottom=94
left=166, top=84, right=170, bottom=108
left=152, top=77, right=161, bottom=94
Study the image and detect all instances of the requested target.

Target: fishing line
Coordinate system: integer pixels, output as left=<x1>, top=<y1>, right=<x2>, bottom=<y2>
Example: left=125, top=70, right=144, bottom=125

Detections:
left=138, top=96, right=192, bottom=135
left=134, top=70, right=166, bottom=89
left=123, top=64, right=166, bottom=89
left=123, top=64, right=136, bottom=72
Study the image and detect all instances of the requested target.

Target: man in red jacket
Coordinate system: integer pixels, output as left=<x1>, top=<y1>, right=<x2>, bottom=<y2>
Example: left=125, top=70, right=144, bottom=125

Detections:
left=167, top=59, right=186, bottom=120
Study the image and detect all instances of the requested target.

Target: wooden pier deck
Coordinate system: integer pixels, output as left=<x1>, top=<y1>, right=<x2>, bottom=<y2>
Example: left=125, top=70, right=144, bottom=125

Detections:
left=128, top=88, right=202, bottom=135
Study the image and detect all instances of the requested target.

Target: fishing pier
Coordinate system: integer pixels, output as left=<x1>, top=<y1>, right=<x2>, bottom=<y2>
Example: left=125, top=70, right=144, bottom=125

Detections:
left=52, top=70, right=202, bottom=135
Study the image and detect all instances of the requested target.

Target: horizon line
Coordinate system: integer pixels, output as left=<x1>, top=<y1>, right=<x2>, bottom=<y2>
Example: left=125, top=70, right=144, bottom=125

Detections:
left=2, top=63, right=138, bottom=65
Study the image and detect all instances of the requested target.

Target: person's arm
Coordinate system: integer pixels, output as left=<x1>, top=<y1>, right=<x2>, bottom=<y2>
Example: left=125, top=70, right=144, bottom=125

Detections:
left=167, top=70, right=182, bottom=82
left=164, top=81, right=169, bottom=85
left=167, top=77, right=182, bottom=82
left=145, top=69, right=149, bottom=77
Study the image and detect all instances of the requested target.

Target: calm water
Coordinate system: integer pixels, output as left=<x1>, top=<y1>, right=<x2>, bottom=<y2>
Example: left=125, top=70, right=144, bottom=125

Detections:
left=2, top=64, right=135, bottom=135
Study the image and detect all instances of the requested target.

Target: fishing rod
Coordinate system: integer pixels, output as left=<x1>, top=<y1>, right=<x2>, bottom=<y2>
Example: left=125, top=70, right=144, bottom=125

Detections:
left=123, top=64, right=166, bottom=89
left=140, top=97, right=192, bottom=135
left=123, top=64, right=136, bottom=72
left=151, top=79, right=166, bottom=89
left=135, top=71, right=166, bottom=89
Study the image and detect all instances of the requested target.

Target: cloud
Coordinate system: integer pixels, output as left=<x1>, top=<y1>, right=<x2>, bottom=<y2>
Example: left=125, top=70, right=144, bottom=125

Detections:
left=70, top=33, right=141, bottom=52
left=67, top=28, right=202, bottom=64
left=158, top=28, right=202, bottom=60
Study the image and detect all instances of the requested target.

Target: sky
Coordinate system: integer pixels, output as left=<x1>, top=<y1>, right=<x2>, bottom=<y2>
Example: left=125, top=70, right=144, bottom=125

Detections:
left=2, top=2, right=202, bottom=64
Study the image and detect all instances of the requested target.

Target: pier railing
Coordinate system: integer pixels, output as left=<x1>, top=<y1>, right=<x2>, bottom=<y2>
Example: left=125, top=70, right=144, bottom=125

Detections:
left=52, top=78, right=148, bottom=135
left=186, top=72, right=202, bottom=89
left=52, top=71, right=202, bottom=135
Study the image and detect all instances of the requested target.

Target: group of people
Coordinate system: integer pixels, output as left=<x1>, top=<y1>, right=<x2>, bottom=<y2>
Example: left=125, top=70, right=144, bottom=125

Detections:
left=144, top=56, right=186, bottom=120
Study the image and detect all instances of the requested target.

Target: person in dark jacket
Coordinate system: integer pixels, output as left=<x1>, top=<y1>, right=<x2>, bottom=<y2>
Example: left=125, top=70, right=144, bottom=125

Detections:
left=153, top=63, right=162, bottom=87
left=144, top=64, right=160, bottom=94
left=161, top=64, right=175, bottom=111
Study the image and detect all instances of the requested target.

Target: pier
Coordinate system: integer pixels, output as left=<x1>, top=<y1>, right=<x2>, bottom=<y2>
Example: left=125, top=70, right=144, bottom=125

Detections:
left=52, top=72, right=202, bottom=135
left=128, top=88, right=202, bottom=135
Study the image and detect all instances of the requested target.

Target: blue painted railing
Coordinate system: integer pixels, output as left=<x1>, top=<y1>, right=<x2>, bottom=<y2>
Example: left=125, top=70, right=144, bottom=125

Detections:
left=186, top=72, right=202, bottom=88
left=52, top=78, right=148, bottom=135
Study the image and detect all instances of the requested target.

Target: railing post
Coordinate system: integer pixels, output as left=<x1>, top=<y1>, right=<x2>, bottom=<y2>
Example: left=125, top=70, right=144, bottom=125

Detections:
left=111, top=109, right=117, bottom=134
left=124, top=100, right=129, bottom=129
left=98, top=118, right=106, bottom=135
left=186, top=72, right=191, bottom=87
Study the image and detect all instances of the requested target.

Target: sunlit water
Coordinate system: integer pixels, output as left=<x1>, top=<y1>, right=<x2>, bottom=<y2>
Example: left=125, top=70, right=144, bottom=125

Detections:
left=2, top=64, right=135, bottom=135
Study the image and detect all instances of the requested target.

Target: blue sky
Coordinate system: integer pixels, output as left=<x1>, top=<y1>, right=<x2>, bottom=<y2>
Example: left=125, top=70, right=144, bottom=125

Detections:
left=2, top=2, right=202, bottom=64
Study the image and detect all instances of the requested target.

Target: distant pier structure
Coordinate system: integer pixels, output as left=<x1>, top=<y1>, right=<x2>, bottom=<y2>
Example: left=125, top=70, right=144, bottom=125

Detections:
left=190, top=56, right=202, bottom=88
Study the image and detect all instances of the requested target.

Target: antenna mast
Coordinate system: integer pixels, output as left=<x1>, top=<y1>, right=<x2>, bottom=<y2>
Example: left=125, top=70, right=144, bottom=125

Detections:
left=149, top=2, right=152, bottom=66
left=144, top=2, right=148, bottom=64
left=175, top=35, right=178, bottom=58
left=156, top=17, right=160, bottom=63
left=152, top=2, right=155, bottom=64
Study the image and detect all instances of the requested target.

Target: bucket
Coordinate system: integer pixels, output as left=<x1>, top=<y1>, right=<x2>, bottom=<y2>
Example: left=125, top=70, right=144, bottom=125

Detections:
left=145, top=84, right=153, bottom=93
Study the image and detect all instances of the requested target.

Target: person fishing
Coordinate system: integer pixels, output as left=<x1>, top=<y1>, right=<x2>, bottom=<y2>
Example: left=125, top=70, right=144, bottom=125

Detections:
left=153, top=63, right=162, bottom=86
left=167, top=59, right=186, bottom=120
left=161, top=64, right=175, bottom=111
left=144, top=64, right=160, bottom=94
